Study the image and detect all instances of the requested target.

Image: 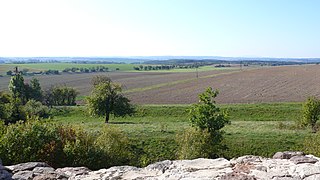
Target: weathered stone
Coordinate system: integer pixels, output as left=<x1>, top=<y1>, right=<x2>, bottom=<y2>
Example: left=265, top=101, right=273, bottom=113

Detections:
left=220, top=172, right=257, bottom=180
left=55, top=167, right=91, bottom=177
left=32, top=167, right=55, bottom=174
left=0, top=159, right=12, bottom=180
left=12, top=170, right=34, bottom=180
left=304, top=174, right=320, bottom=180
left=0, top=167, right=12, bottom=180
left=231, top=155, right=263, bottom=164
left=273, top=151, right=305, bottom=159
left=290, top=156, right=318, bottom=164
left=145, top=159, right=172, bottom=172
left=7, top=153, right=320, bottom=180
left=6, top=162, right=50, bottom=173
left=33, top=172, right=68, bottom=180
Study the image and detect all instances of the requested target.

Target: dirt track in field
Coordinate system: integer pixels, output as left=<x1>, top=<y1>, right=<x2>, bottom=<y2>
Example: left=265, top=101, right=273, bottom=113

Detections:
left=1, top=65, right=320, bottom=104
left=126, top=65, right=320, bottom=104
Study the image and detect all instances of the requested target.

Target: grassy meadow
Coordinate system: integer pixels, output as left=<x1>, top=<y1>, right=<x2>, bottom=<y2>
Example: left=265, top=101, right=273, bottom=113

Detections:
left=51, top=102, right=310, bottom=166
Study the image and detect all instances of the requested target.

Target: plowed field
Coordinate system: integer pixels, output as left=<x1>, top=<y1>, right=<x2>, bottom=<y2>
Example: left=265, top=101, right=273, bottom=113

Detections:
left=1, top=65, right=320, bottom=104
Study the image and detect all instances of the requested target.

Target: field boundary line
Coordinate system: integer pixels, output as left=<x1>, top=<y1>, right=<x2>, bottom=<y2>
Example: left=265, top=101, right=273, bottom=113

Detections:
left=124, top=68, right=257, bottom=93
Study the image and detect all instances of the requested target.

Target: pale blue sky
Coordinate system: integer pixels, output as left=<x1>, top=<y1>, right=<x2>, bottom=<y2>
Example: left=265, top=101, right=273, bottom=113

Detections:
left=0, top=0, right=319, bottom=57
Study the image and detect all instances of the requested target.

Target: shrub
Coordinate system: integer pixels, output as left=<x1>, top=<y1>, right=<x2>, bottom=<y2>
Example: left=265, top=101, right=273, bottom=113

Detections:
left=24, top=100, right=50, bottom=119
left=188, top=87, right=229, bottom=138
left=304, top=133, right=320, bottom=157
left=95, top=126, right=131, bottom=167
left=62, top=126, right=106, bottom=169
left=176, top=128, right=222, bottom=159
left=301, top=96, right=320, bottom=132
left=179, top=87, right=229, bottom=159
left=0, top=120, right=61, bottom=165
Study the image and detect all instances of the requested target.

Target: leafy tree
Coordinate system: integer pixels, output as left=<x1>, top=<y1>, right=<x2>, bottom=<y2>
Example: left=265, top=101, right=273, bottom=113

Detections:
left=302, top=96, right=320, bottom=132
left=29, top=78, right=43, bottom=102
left=179, top=87, right=229, bottom=158
left=43, top=86, right=78, bottom=106
left=8, top=71, right=26, bottom=103
left=7, top=98, right=26, bottom=123
left=189, top=87, right=229, bottom=138
left=87, top=76, right=135, bottom=123
left=24, top=100, right=50, bottom=119
left=0, top=92, right=11, bottom=121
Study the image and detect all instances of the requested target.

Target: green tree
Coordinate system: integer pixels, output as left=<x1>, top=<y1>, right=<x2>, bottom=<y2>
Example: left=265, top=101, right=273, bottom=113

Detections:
left=178, top=87, right=229, bottom=158
left=189, top=87, right=229, bottom=137
left=43, top=86, right=78, bottom=106
left=87, top=76, right=135, bottom=123
left=8, top=71, right=26, bottom=103
left=29, top=78, right=43, bottom=102
left=24, top=100, right=50, bottom=119
left=302, top=96, right=320, bottom=132
left=0, top=92, right=11, bottom=121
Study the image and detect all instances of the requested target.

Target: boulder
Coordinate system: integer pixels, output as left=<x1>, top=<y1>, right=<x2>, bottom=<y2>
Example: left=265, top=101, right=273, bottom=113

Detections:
left=6, top=162, right=50, bottom=173
left=273, top=151, right=305, bottom=159
left=290, top=156, right=318, bottom=164
left=0, top=159, right=12, bottom=180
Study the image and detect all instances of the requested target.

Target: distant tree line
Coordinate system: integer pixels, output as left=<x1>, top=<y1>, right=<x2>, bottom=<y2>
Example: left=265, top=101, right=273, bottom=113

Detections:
left=62, top=66, right=111, bottom=73
left=5, top=66, right=120, bottom=77
left=133, top=64, right=202, bottom=71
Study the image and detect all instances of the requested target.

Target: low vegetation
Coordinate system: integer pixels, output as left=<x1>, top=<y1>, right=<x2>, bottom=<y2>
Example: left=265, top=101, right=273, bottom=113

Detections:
left=2, top=68, right=320, bottom=170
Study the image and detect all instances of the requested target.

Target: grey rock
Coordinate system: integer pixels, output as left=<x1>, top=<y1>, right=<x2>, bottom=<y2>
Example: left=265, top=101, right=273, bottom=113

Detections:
left=32, top=167, right=55, bottom=174
left=145, top=159, right=172, bottom=173
left=304, top=174, right=320, bottom=180
left=290, top=156, right=318, bottom=164
left=0, top=168, right=12, bottom=180
left=55, top=167, right=91, bottom=177
left=0, top=159, right=12, bottom=180
left=220, top=172, right=257, bottom=180
left=6, top=162, right=50, bottom=173
left=231, top=155, right=263, bottom=164
left=273, top=151, right=305, bottom=159
left=12, top=170, right=34, bottom=180
left=33, top=172, right=68, bottom=180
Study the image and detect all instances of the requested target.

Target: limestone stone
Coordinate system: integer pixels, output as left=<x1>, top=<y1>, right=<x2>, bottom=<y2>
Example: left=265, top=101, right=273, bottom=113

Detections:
left=55, top=167, right=91, bottom=177
left=290, top=156, right=318, bottom=164
left=7, top=151, right=320, bottom=180
left=273, top=151, right=305, bottom=159
left=6, top=162, right=50, bottom=173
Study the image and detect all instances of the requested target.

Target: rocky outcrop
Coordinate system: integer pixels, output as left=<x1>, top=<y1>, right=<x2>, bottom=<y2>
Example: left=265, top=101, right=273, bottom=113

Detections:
left=3, top=151, right=320, bottom=179
left=0, top=159, right=12, bottom=180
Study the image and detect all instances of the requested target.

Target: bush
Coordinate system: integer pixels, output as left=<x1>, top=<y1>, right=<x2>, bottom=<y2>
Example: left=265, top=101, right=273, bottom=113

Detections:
left=0, top=120, right=133, bottom=169
left=95, top=126, right=131, bottom=167
left=62, top=126, right=106, bottom=169
left=304, top=133, right=320, bottom=157
left=301, top=96, right=320, bottom=132
left=24, top=100, right=50, bottom=119
left=179, top=87, right=229, bottom=159
left=0, top=120, right=61, bottom=165
left=176, top=128, right=223, bottom=159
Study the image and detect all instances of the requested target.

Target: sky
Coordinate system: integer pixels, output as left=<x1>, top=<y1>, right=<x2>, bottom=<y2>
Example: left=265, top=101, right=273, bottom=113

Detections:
left=0, top=0, right=319, bottom=58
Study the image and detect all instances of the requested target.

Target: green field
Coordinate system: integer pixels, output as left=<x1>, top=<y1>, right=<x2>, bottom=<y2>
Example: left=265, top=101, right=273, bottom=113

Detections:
left=0, top=63, right=238, bottom=75
left=52, top=102, right=310, bottom=166
left=0, top=63, right=136, bottom=74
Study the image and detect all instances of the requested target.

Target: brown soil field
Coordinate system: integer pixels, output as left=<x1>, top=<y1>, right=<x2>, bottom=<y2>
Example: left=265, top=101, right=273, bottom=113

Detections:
left=126, top=65, right=320, bottom=104
left=0, top=69, right=236, bottom=96
left=1, top=65, right=320, bottom=104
